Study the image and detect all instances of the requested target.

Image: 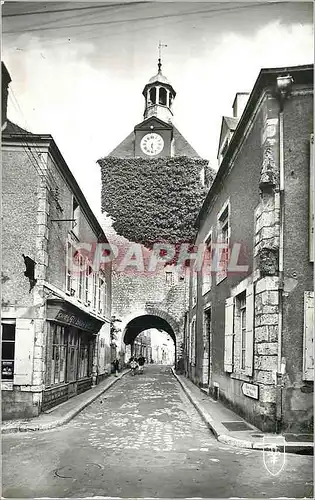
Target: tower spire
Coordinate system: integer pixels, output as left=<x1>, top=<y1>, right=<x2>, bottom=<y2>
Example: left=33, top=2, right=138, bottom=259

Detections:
left=158, top=40, right=167, bottom=73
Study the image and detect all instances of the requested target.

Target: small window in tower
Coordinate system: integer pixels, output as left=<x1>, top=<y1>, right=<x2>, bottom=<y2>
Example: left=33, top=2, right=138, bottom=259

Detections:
left=159, top=87, right=167, bottom=106
left=149, top=88, right=156, bottom=105
left=169, top=94, right=173, bottom=107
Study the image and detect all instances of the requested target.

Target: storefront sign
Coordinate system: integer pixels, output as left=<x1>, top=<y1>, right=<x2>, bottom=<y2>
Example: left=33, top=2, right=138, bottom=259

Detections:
left=241, top=382, right=259, bottom=400
left=55, top=310, right=96, bottom=332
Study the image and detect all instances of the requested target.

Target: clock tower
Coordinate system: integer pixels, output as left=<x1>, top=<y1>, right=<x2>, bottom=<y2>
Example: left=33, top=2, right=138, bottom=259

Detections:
left=108, top=57, right=199, bottom=159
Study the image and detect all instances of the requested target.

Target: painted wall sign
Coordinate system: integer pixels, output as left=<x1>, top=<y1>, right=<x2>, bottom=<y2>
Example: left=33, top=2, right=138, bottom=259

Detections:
left=55, top=310, right=96, bottom=332
left=242, top=382, right=259, bottom=400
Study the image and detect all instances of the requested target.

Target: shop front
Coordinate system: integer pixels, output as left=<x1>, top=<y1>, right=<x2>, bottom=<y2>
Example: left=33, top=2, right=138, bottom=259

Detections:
left=43, top=299, right=104, bottom=411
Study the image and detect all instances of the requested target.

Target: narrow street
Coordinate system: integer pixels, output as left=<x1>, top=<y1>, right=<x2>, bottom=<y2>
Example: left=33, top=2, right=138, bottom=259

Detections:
left=3, top=365, right=313, bottom=498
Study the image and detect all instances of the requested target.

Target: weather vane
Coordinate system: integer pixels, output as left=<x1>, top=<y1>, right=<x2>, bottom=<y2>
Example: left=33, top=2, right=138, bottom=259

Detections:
left=158, top=40, right=167, bottom=72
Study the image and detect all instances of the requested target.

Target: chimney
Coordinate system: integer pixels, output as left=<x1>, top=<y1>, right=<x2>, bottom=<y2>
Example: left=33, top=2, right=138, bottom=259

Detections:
left=2, top=63, right=12, bottom=130
left=232, top=92, right=249, bottom=118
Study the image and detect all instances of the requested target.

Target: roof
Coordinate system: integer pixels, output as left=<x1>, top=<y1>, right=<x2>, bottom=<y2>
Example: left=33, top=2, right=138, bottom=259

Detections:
left=173, top=126, right=200, bottom=158
left=148, top=70, right=170, bottom=85
left=5, top=119, right=32, bottom=135
left=2, top=122, right=109, bottom=243
left=104, top=124, right=201, bottom=159
left=224, top=116, right=239, bottom=130
left=107, top=131, right=135, bottom=158
left=217, top=116, right=239, bottom=158
left=196, top=64, right=313, bottom=228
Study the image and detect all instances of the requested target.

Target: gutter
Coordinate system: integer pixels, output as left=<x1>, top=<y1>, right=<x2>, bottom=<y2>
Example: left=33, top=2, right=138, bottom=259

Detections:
left=275, top=74, right=294, bottom=431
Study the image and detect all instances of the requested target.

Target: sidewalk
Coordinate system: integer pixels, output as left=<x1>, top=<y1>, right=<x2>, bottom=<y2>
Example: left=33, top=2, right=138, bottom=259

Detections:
left=172, top=368, right=313, bottom=455
left=1, top=369, right=130, bottom=434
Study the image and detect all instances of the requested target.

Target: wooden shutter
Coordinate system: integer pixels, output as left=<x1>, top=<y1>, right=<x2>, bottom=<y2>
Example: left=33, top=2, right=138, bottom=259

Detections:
left=310, top=135, right=314, bottom=262
left=303, top=291, right=314, bottom=381
left=224, top=297, right=234, bottom=372
left=245, top=284, right=254, bottom=376
left=14, top=319, right=34, bottom=385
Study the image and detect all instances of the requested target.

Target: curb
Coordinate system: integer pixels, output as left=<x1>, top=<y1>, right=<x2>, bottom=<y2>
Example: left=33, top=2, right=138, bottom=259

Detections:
left=171, top=368, right=314, bottom=455
left=2, top=370, right=130, bottom=434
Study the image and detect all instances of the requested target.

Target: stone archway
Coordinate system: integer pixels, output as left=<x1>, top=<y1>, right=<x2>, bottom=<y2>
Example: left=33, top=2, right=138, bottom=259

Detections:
left=122, top=307, right=182, bottom=368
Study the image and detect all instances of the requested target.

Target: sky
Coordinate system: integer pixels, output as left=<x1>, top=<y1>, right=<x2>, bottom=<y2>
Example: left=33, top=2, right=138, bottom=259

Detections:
left=2, top=1, right=313, bottom=220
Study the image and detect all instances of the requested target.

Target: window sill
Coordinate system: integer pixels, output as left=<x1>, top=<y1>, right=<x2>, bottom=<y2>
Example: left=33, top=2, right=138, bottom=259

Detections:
left=216, top=273, right=227, bottom=285
left=230, top=372, right=253, bottom=383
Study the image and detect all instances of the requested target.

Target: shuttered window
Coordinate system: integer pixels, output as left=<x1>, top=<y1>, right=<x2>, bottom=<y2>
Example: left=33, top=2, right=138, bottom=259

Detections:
left=310, top=134, right=314, bottom=262
left=244, top=284, right=254, bottom=376
left=225, top=283, right=254, bottom=376
left=224, top=297, right=234, bottom=372
left=303, top=291, right=314, bottom=381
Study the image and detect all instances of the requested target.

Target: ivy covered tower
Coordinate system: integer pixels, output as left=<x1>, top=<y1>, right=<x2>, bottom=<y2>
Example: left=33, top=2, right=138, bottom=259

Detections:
left=98, top=50, right=214, bottom=370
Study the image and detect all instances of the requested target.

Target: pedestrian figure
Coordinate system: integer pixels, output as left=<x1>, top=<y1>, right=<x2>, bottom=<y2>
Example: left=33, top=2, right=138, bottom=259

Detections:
left=130, top=357, right=138, bottom=376
left=112, top=359, right=119, bottom=377
left=138, top=355, right=145, bottom=374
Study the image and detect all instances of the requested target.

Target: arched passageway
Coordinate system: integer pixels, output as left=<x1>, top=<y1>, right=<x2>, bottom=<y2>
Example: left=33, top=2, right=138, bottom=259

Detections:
left=123, top=314, right=177, bottom=365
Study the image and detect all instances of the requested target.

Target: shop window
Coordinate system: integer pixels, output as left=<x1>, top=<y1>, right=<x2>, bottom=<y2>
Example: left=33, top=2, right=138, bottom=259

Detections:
left=149, top=87, right=156, bottom=105
left=51, top=325, right=66, bottom=386
left=78, top=335, right=89, bottom=379
left=1, top=321, right=15, bottom=380
left=159, top=87, right=167, bottom=105
left=67, top=328, right=78, bottom=383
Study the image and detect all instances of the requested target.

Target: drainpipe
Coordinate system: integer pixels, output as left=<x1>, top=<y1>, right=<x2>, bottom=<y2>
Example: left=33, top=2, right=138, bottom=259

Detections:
left=275, top=74, right=294, bottom=432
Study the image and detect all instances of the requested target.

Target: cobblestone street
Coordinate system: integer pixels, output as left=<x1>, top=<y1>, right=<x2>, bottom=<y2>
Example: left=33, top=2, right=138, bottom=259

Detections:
left=3, top=365, right=313, bottom=498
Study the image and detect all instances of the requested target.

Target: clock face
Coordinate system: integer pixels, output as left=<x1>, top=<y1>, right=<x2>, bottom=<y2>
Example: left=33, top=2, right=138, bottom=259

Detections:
left=140, top=133, right=164, bottom=156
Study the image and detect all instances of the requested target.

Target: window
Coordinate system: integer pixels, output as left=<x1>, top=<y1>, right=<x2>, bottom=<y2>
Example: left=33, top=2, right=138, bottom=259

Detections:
left=85, top=263, right=91, bottom=304
left=202, top=231, right=212, bottom=295
left=98, top=277, right=104, bottom=313
left=78, top=254, right=84, bottom=301
left=204, top=307, right=212, bottom=386
left=165, top=271, right=174, bottom=285
left=192, top=271, right=198, bottom=305
left=149, top=87, right=156, bottom=105
left=1, top=321, right=15, bottom=380
left=93, top=273, right=97, bottom=310
left=224, top=283, right=254, bottom=376
left=217, top=201, right=230, bottom=284
left=78, top=335, right=90, bottom=379
left=159, top=87, right=167, bottom=105
left=103, top=281, right=108, bottom=316
left=66, top=241, right=72, bottom=293
left=51, top=325, right=66, bottom=386
left=239, top=293, right=247, bottom=370
left=67, top=328, right=78, bottom=383
left=71, top=197, right=79, bottom=237
left=191, top=319, right=196, bottom=365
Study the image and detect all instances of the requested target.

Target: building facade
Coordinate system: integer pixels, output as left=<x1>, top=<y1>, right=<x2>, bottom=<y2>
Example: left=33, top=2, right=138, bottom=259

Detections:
left=185, top=65, right=314, bottom=433
left=1, top=64, right=112, bottom=420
